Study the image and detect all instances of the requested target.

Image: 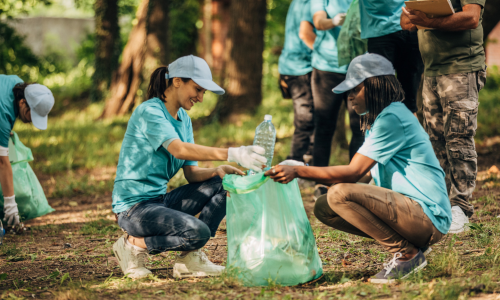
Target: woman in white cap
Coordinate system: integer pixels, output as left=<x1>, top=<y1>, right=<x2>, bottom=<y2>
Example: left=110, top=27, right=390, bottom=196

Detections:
left=111, top=55, right=267, bottom=279
left=265, top=53, right=451, bottom=283
left=0, top=75, right=54, bottom=227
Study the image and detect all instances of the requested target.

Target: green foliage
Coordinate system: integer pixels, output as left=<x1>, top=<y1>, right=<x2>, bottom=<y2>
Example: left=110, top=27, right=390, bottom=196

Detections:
left=477, top=67, right=500, bottom=140
left=80, top=219, right=120, bottom=236
left=169, top=0, right=202, bottom=62
left=0, top=0, right=51, bottom=19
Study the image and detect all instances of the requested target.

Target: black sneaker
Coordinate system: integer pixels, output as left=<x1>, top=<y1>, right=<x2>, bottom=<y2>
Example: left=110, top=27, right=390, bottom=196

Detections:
left=370, top=250, right=427, bottom=284
left=313, top=184, right=329, bottom=201
left=420, top=246, right=432, bottom=256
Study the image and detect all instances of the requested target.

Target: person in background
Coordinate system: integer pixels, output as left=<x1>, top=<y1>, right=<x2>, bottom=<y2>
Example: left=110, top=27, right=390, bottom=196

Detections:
left=0, top=75, right=54, bottom=227
left=359, top=0, right=423, bottom=115
left=111, top=55, right=267, bottom=279
left=401, top=0, right=486, bottom=234
left=310, top=0, right=364, bottom=199
left=266, top=54, right=451, bottom=283
left=278, top=0, right=316, bottom=165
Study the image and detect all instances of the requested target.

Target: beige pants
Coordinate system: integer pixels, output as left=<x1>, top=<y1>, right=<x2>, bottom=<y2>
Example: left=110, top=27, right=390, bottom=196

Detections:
left=314, top=183, right=444, bottom=254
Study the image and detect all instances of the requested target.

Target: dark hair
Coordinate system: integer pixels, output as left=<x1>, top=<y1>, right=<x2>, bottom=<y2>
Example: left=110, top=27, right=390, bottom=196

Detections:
left=12, top=83, right=32, bottom=108
left=361, top=75, right=405, bottom=131
left=146, top=66, right=190, bottom=102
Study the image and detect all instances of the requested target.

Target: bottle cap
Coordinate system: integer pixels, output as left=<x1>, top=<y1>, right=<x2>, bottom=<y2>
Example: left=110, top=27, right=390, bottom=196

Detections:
left=264, top=115, right=272, bottom=121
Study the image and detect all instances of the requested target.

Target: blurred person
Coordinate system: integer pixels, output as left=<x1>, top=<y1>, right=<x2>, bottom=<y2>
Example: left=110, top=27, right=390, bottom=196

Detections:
left=310, top=0, right=364, bottom=199
left=266, top=54, right=451, bottom=283
left=359, top=0, right=424, bottom=115
left=402, top=0, right=486, bottom=233
left=278, top=0, right=316, bottom=164
left=0, top=75, right=54, bottom=227
left=111, top=55, right=267, bottom=279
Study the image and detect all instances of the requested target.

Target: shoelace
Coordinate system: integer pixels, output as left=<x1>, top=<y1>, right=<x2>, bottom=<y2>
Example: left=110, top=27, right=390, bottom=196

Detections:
left=196, top=250, right=215, bottom=265
left=383, top=252, right=403, bottom=277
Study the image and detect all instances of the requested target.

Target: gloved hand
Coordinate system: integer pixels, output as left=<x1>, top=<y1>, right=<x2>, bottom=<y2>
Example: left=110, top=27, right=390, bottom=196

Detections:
left=332, top=13, right=347, bottom=27
left=228, top=146, right=267, bottom=172
left=3, top=195, right=20, bottom=226
left=278, top=160, right=306, bottom=166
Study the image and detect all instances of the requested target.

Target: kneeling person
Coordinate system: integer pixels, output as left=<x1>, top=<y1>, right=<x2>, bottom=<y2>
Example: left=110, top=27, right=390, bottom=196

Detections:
left=266, top=53, right=451, bottom=283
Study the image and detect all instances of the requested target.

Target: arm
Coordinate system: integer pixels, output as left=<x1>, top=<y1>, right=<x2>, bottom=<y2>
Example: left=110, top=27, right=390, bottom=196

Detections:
left=299, top=21, right=316, bottom=50
left=400, top=9, right=417, bottom=31
left=167, top=139, right=228, bottom=162
left=0, top=156, right=14, bottom=196
left=402, top=4, right=481, bottom=31
left=313, top=11, right=345, bottom=31
left=265, top=153, right=377, bottom=185
left=183, top=165, right=245, bottom=184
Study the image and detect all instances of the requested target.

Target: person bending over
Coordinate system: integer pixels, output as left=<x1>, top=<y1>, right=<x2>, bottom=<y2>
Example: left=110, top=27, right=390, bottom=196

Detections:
left=112, top=55, right=267, bottom=279
left=265, top=53, right=451, bottom=283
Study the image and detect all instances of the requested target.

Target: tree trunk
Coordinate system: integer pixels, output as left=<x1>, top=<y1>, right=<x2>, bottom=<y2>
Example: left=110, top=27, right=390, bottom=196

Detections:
left=100, top=0, right=149, bottom=118
left=91, top=0, right=120, bottom=102
left=209, top=0, right=267, bottom=123
left=483, top=1, right=500, bottom=39
left=333, top=102, right=348, bottom=150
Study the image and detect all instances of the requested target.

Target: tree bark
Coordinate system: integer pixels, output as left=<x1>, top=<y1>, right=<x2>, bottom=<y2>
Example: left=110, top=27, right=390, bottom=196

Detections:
left=92, top=0, right=120, bottom=102
left=482, top=1, right=500, bottom=39
left=209, top=0, right=267, bottom=123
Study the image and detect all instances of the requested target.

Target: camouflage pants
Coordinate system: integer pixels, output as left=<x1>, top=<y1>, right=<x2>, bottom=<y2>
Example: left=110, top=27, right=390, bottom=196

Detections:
left=422, top=69, right=486, bottom=217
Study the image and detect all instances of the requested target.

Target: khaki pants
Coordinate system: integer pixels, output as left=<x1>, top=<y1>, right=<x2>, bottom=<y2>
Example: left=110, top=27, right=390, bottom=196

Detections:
left=314, top=183, right=444, bottom=254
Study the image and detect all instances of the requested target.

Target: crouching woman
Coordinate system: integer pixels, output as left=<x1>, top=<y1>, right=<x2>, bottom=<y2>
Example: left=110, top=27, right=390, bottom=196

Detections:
left=112, top=55, right=267, bottom=279
left=265, top=53, right=451, bottom=283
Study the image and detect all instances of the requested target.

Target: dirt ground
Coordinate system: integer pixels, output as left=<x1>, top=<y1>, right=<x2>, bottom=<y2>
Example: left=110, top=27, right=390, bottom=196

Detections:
left=1, top=144, right=500, bottom=299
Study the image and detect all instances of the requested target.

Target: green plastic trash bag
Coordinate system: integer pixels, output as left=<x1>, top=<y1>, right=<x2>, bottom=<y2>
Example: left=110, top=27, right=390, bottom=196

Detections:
left=223, top=173, right=323, bottom=286
left=0, top=132, right=54, bottom=222
left=337, top=0, right=367, bottom=67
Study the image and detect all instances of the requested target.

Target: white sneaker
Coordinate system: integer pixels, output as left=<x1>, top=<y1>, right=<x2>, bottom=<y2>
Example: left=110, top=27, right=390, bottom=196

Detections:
left=449, top=206, right=470, bottom=234
left=173, top=249, right=225, bottom=278
left=113, top=235, right=152, bottom=279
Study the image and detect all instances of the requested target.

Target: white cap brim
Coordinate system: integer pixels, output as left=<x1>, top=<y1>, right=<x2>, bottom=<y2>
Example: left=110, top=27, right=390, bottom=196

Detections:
left=332, top=77, right=365, bottom=94
left=192, top=78, right=225, bottom=95
left=31, top=110, right=48, bottom=130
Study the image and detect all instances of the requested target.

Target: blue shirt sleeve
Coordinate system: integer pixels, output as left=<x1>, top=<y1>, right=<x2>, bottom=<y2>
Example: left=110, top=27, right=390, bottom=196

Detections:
left=310, top=0, right=325, bottom=15
left=302, top=0, right=314, bottom=24
left=357, top=113, right=407, bottom=165
left=0, top=113, right=11, bottom=147
left=139, top=105, right=179, bottom=151
left=183, top=118, right=198, bottom=167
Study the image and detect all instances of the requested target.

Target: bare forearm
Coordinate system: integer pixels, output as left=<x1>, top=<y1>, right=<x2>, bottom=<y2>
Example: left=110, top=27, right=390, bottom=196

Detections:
left=184, top=167, right=218, bottom=183
left=313, top=11, right=336, bottom=30
left=427, top=11, right=479, bottom=31
left=294, top=165, right=364, bottom=185
left=299, top=21, right=316, bottom=49
left=0, top=161, right=14, bottom=196
left=168, top=141, right=228, bottom=161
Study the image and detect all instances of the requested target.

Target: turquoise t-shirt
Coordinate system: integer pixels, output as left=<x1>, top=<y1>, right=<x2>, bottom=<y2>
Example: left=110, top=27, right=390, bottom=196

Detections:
left=357, top=102, right=451, bottom=234
left=310, top=0, right=351, bottom=74
left=278, top=0, right=314, bottom=76
left=359, top=0, right=404, bottom=39
left=112, top=98, right=198, bottom=213
left=0, top=75, right=23, bottom=147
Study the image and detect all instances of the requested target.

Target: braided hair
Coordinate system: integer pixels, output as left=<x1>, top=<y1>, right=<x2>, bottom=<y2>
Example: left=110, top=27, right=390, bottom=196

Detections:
left=361, top=75, right=405, bottom=131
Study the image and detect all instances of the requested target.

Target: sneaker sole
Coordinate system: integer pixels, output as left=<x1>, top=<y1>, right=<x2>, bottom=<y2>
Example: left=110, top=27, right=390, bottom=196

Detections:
left=173, top=264, right=223, bottom=279
left=448, top=226, right=470, bottom=234
left=422, top=247, right=432, bottom=256
left=370, top=260, right=428, bottom=284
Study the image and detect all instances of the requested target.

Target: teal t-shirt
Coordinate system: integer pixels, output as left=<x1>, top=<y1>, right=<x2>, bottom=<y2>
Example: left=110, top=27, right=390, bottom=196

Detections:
left=0, top=75, right=23, bottom=147
left=278, top=0, right=314, bottom=76
left=357, top=102, right=451, bottom=234
left=310, top=0, right=351, bottom=74
left=112, top=98, right=198, bottom=213
left=359, top=0, right=404, bottom=39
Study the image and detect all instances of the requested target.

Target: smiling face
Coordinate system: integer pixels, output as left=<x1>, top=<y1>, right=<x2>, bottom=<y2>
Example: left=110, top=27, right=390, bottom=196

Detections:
left=171, top=78, right=206, bottom=110
left=348, top=82, right=368, bottom=116
left=18, top=99, right=32, bottom=123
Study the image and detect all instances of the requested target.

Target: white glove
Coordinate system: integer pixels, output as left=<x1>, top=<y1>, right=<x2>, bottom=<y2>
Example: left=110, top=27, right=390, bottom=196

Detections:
left=278, top=160, right=306, bottom=166
left=228, top=146, right=267, bottom=172
left=3, top=195, right=20, bottom=226
left=332, top=13, right=347, bottom=27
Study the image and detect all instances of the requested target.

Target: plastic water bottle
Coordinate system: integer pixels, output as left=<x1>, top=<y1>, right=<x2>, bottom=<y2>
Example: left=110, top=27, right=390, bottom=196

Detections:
left=253, top=115, right=276, bottom=172
left=0, top=220, right=5, bottom=245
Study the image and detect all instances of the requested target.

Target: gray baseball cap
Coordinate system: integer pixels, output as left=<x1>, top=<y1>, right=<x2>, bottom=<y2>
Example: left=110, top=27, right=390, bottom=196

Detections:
left=24, top=84, right=55, bottom=130
left=333, top=53, right=395, bottom=94
left=166, top=55, right=225, bottom=95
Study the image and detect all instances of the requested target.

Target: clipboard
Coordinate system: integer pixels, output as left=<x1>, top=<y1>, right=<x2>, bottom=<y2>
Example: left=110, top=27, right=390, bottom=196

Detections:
left=404, top=0, right=455, bottom=29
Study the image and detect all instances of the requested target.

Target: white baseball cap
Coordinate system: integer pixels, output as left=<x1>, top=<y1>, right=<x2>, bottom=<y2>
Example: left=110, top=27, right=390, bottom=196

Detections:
left=166, top=55, right=225, bottom=95
left=333, top=53, right=396, bottom=94
left=24, top=84, right=55, bottom=130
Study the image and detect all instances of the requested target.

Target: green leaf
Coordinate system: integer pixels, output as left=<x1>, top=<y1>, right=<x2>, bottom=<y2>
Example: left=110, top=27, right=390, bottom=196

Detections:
left=0, top=273, right=7, bottom=280
left=60, top=273, right=71, bottom=285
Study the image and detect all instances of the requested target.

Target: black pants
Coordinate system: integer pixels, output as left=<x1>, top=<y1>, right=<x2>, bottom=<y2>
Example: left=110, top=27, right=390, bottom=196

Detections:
left=311, top=68, right=364, bottom=167
left=368, top=30, right=423, bottom=113
left=282, top=73, right=315, bottom=162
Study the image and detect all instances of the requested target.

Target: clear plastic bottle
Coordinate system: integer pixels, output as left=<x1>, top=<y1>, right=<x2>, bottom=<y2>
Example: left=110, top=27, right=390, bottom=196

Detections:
left=253, top=115, right=276, bottom=172
left=0, top=220, right=5, bottom=245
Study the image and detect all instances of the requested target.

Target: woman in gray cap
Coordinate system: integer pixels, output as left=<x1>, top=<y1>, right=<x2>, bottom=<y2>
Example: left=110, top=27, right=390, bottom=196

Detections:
left=111, top=55, right=267, bottom=279
left=0, top=75, right=54, bottom=228
left=265, top=53, right=451, bottom=284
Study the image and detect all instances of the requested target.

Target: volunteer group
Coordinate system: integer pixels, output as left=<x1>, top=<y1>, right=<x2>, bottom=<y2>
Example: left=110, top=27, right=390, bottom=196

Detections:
left=1, top=0, right=486, bottom=284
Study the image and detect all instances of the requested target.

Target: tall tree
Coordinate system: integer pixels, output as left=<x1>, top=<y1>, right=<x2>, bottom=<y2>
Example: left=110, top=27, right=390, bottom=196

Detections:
left=92, top=0, right=120, bottom=102
left=483, top=1, right=500, bottom=39
left=209, top=0, right=267, bottom=123
left=101, top=0, right=171, bottom=118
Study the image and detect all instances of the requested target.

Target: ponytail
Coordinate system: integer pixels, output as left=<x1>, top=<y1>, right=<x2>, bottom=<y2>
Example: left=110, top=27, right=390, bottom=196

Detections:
left=146, top=66, right=192, bottom=102
left=12, top=83, right=31, bottom=108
